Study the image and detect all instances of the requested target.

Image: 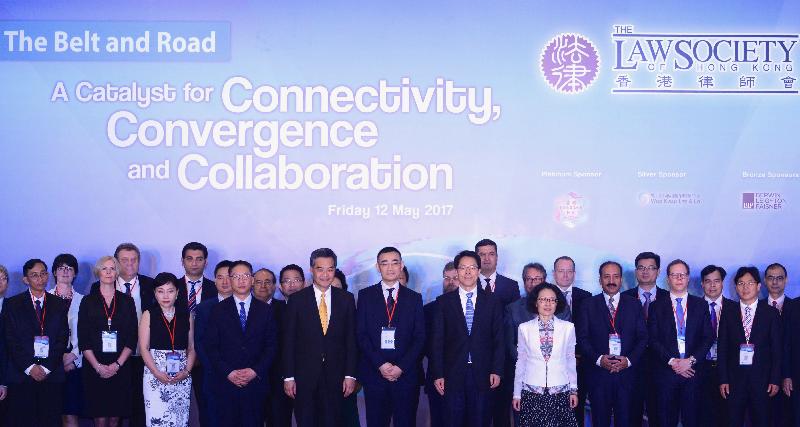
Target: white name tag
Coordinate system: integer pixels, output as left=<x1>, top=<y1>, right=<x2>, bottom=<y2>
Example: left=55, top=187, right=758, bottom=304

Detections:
left=708, top=342, right=717, bottom=360
left=166, top=352, right=181, bottom=376
left=677, top=336, right=686, bottom=357
left=101, top=331, right=118, bottom=353
left=34, top=336, right=49, bottom=358
left=739, top=343, right=754, bottom=365
left=609, top=333, right=622, bottom=356
left=381, top=327, right=396, bottom=350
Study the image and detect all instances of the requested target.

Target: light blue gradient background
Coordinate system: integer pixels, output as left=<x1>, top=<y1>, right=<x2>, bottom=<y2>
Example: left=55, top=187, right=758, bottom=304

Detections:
left=1, top=1, right=798, bottom=302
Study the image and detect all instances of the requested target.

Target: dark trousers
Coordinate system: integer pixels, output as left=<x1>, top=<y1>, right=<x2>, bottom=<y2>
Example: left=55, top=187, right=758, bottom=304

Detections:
left=8, top=381, right=62, bottom=427
left=769, top=390, right=791, bottom=427
left=129, top=356, right=145, bottom=427
left=655, top=371, right=701, bottom=427
left=444, top=365, right=490, bottom=427
left=217, top=380, right=266, bottom=427
left=294, top=370, right=343, bottom=427
left=426, top=385, right=445, bottom=427
left=489, top=361, right=514, bottom=427
left=699, top=361, right=728, bottom=427
left=265, top=378, right=292, bottom=427
left=791, top=385, right=800, bottom=427
left=589, top=373, right=634, bottom=427
left=727, top=377, right=769, bottom=427
left=363, top=378, right=419, bottom=427
left=193, top=365, right=208, bottom=426
left=631, top=361, right=659, bottom=427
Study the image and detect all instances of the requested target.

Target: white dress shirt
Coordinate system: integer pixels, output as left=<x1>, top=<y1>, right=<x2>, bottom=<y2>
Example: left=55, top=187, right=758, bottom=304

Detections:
left=479, top=272, right=497, bottom=292
left=458, top=285, right=479, bottom=314
left=381, top=281, right=400, bottom=302
left=233, top=293, right=253, bottom=317
left=740, top=300, right=758, bottom=337
left=313, top=284, right=332, bottom=323
left=637, top=285, right=660, bottom=305
left=185, top=276, right=205, bottom=304
left=26, top=291, right=51, bottom=376
left=596, top=292, right=632, bottom=368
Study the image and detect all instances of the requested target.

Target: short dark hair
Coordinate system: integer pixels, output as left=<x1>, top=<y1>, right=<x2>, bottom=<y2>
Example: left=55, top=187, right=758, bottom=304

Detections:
left=402, top=266, right=410, bottom=283
left=700, top=265, right=727, bottom=282
left=598, top=261, right=623, bottom=277
left=527, top=282, right=566, bottom=315
left=214, top=260, right=233, bottom=276
left=182, top=242, right=208, bottom=259
left=229, top=260, right=253, bottom=274
left=377, top=246, right=402, bottom=261
left=334, top=268, right=348, bottom=291
left=553, top=256, right=575, bottom=271
left=280, top=264, right=305, bottom=281
left=523, top=262, right=547, bottom=281
left=765, top=263, right=787, bottom=277
left=23, top=259, right=47, bottom=277
left=474, top=239, right=497, bottom=252
left=635, top=252, right=661, bottom=269
left=442, top=261, right=456, bottom=274
left=734, top=266, right=761, bottom=285
left=114, top=243, right=141, bottom=259
left=256, top=268, right=276, bottom=283
left=454, top=250, right=481, bottom=270
left=310, top=248, right=337, bottom=268
left=52, top=253, right=79, bottom=277
left=666, top=259, right=690, bottom=276
left=153, top=272, right=179, bottom=289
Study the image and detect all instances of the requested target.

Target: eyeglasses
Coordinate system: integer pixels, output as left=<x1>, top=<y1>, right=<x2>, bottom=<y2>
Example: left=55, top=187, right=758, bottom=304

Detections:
left=254, top=280, right=274, bottom=286
left=636, top=266, right=658, bottom=271
left=524, top=276, right=544, bottom=283
left=230, top=274, right=252, bottom=281
left=57, top=266, right=75, bottom=272
left=443, top=275, right=459, bottom=281
left=736, top=281, right=758, bottom=288
left=0, top=275, right=7, bottom=282
left=537, top=297, right=558, bottom=304
left=457, top=265, right=479, bottom=272
left=281, top=278, right=303, bottom=285
left=668, top=273, right=688, bottom=280
left=27, top=271, right=48, bottom=279
left=765, top=275, right=785, bottom=282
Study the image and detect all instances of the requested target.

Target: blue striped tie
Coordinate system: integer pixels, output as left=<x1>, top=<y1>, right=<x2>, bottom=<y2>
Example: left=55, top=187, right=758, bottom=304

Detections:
left=465, top=292, right=474, bottom=363
left=239, top=301, right=247, bottom=331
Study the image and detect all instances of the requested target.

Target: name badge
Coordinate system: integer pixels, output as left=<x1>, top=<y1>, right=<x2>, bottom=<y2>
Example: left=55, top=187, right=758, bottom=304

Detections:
left=166, top=352, right=181, bottom=376
left=34, top=336, right=49, bottom=358
left=381, top=327, right=396, bottom=350
left=609, top=333, right=622, bottom=356
left=739, top=343, right=755, bottom=365
left=677, top=336, right=686, bottom=358
left=708, top=342, right=718, bottom=360
left=101, top=331, right=118, bottom=353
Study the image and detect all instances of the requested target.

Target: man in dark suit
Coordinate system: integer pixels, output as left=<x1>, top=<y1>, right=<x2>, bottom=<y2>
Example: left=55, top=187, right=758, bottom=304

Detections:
left=647, top=259, right=713, bottom=427
left=576, top=261, right=647, bottom=427
left=282, top=248, right=358, bottom=427
left=424, top=262, right=458, bottom=427
left=763, top=263, right=792, bottom=427
left=205, top=260, right=276, bottom=427
left=356, top=247, right=425, bottom=427
left=699, top=265, right=735, bottom=427
left=431, top=250, right=504, bottom=427
left=553, top=255, right=592, bottom=426
left=194, top=260, right=233, bottom=427
left=176, top=241, right=216, bottom=313
left=622, top=251, right=670, bottom=427
left=718, top=266, right=782, bottom=427
left=3, top=259, right=70, bottom=426
left=783, top=296, right=800, bottom=427
left=0, top=266, right=8, bottom=426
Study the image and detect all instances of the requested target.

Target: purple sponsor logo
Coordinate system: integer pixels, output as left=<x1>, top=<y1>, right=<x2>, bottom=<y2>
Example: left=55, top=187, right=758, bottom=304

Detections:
left=541, top=33, right=600, bottom=94
left=742, top=192, right=755, bottom=209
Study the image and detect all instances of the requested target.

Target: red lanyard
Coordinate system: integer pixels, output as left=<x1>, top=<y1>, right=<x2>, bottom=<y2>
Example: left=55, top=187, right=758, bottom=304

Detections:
left=671, top=301, right=687, bottom=333
left=102, top=294, right=117, bottom=330
left=608, top=299, right=619, bottom=333
left=161, top=313, right=176, bottom=351
left=31, top=293, right=46, bottom=335
left=385, top=287, right=399, bottom=327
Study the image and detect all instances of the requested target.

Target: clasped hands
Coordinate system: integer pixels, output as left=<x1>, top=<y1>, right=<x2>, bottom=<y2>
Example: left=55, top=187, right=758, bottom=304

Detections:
left=669, top=358, right=695, bottom=378
left=600, top=355, right=629, bottom=373
left=378, top=362, right=403, bottom=381
left=227, top=368, right=257, bottom=388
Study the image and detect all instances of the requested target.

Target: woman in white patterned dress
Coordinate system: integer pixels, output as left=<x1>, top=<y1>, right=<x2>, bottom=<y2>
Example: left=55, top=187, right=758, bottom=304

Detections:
left=139, top=272, right=195, bottom=427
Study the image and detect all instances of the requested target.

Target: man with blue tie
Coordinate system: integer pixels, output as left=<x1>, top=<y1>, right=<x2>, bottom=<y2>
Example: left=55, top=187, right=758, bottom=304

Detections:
left=576, top=261, right=648, bottom=427
left=356, top=247, right=425, bottom=427
left=424, top=262, right=459, bottom=427
left=699, top=265, right=735, bottom=427
left=431, top=250, right=504, bottom=427
left=205, top=260, right=276, bottom=427
left=647, top=260, right=714, bottom=427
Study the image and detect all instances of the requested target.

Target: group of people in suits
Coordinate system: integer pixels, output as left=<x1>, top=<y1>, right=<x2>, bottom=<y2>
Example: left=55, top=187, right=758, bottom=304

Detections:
left=1, top=241, right=799, bottom=427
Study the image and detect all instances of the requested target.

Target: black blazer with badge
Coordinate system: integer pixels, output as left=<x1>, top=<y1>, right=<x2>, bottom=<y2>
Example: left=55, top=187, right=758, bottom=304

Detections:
left=718, top=300, right=782, bottom=387
left=90, top=274, right=155, bottom=314
left=176, top=276, right=216, bottom=311
left=647, top=294, right=714, bottom=374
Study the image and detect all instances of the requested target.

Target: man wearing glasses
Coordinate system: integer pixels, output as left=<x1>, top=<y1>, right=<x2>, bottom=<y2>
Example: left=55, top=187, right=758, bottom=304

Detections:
left=623, top=251, right=670, bottom=427
left=424, top=262, right=458, bottom=426
left=761, top=263, right=792, bottom=427
left=431, top=250, right=504, bottom=427
left=646, top=260, right=713, bottom=427
left=278, top=264, right=306, bottom=301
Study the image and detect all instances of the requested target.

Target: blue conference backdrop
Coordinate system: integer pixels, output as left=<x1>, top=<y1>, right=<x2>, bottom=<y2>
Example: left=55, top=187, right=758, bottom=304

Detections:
left=1, top=0, right=798, bottom=307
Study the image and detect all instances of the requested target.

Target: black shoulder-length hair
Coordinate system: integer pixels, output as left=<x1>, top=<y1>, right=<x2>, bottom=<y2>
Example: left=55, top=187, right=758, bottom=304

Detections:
left=526, top=282, right=566, bottom=315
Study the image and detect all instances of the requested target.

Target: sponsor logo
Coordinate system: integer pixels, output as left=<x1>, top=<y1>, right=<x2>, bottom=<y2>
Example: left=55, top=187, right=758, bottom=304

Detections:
left=742, top=192, right=785, bottom=210
left=554, top=192, right=588, bottom=228
left=541, top=33, right=600, bottom=94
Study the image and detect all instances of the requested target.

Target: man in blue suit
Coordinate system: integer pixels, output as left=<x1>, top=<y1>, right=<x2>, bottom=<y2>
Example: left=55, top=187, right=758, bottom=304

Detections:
left=194, top=260, right=233, bottom=427
left=0, top=266, right=9, bottom=426
left=356, top=247, right=425, bottom=427
left=424, top=262, right=459, bottom=427
left=205, top=260, right=277, bottom=427
left=576, top=261, right=647, bottom=427
left=431, top=250, right=504, bottom=427
left=647, top=259, right=713, bottom=427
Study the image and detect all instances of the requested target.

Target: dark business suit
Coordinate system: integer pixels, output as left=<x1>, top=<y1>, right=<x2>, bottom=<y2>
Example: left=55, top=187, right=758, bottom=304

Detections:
left=783, top=298, right=800, bottom=427
left=718, top=300, right=782, bottom=427
left=89, top=275, right=155, bottom=313
left=431, top=287, right=504, bottom=427
left=356, top=283, right=425, bottom=427
left=282, top=285, right=358, bottom=427
left=576, top=292, right=647, bottom=427
left=561, top=286, right=592, bottom=427
left=194, top=295, right=222, bottom=427
left=424, top=299, right=444, bottom=427
left=647, top=294, right=714, bottom=427
left=177, top=275, right=215, bottom=425
left=3, top=290, right=69, bottom=427
left=265, top=299, right=292, bottom=427
left=769, top=296, right=793, bottom=427
left=205, top=296, right=276, bottom=427
left=623, top=285, right=669, bottom=427
left=699, top=297, right=736, bottom=427
left=0, top=298, right=7, bottom=427
left=482, top=274, right=519, bottom=427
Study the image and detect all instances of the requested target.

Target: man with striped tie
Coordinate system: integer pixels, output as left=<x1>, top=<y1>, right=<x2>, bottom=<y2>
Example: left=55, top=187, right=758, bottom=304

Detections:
left=431, top=250, right=504, bottom=427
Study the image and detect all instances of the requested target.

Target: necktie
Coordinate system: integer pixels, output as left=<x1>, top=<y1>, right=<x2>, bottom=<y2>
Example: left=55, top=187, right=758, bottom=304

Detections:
left=643, top=291, right=652, bottom=321
left=608, top=296, right=616, bottom=316
left=564, top=290, right=572, bottom=309
left=743, top=306, right=753, bottom=341
left=124, top=282, right=132, bottom=297
left=709, top=302, right=718, bottom=336
left=562, top=290, right=573, bottom=320
left=188, top=280, right=199, bottom=312
left=675, top=298, right=685, bottom=337
left=387, top=288, right=395, bottom=313
left=35, top=299, right=43, bottom=320
left=239, top=301, right=247, bottom=331
left=484, top=278, right=492, bottom=292
left=319, top=292, right=328, bottom=335
left=465, top=292, right=475, bottom=334
left=773, top=300, right=781, bottom=314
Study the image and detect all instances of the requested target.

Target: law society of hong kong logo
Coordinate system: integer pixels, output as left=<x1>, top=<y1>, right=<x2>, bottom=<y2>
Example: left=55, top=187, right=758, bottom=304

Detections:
left=541, top=33, right=600, bottom=94
left=742, top=192, right=785, bottom=210
left=554, top=192, right=589, bottom=228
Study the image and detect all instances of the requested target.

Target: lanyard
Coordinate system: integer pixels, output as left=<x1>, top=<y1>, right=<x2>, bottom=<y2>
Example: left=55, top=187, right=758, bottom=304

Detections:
left=102, top=293, right=117, bottom=330
left=671, top=300, right=687, bottom=335
left=384, top=287, right=399, bottom=327
left=161, top=313, right=176, bottom=352
left=31, top=293, right=46, bottom=335
left=608, top=298, right=619, bottom=333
